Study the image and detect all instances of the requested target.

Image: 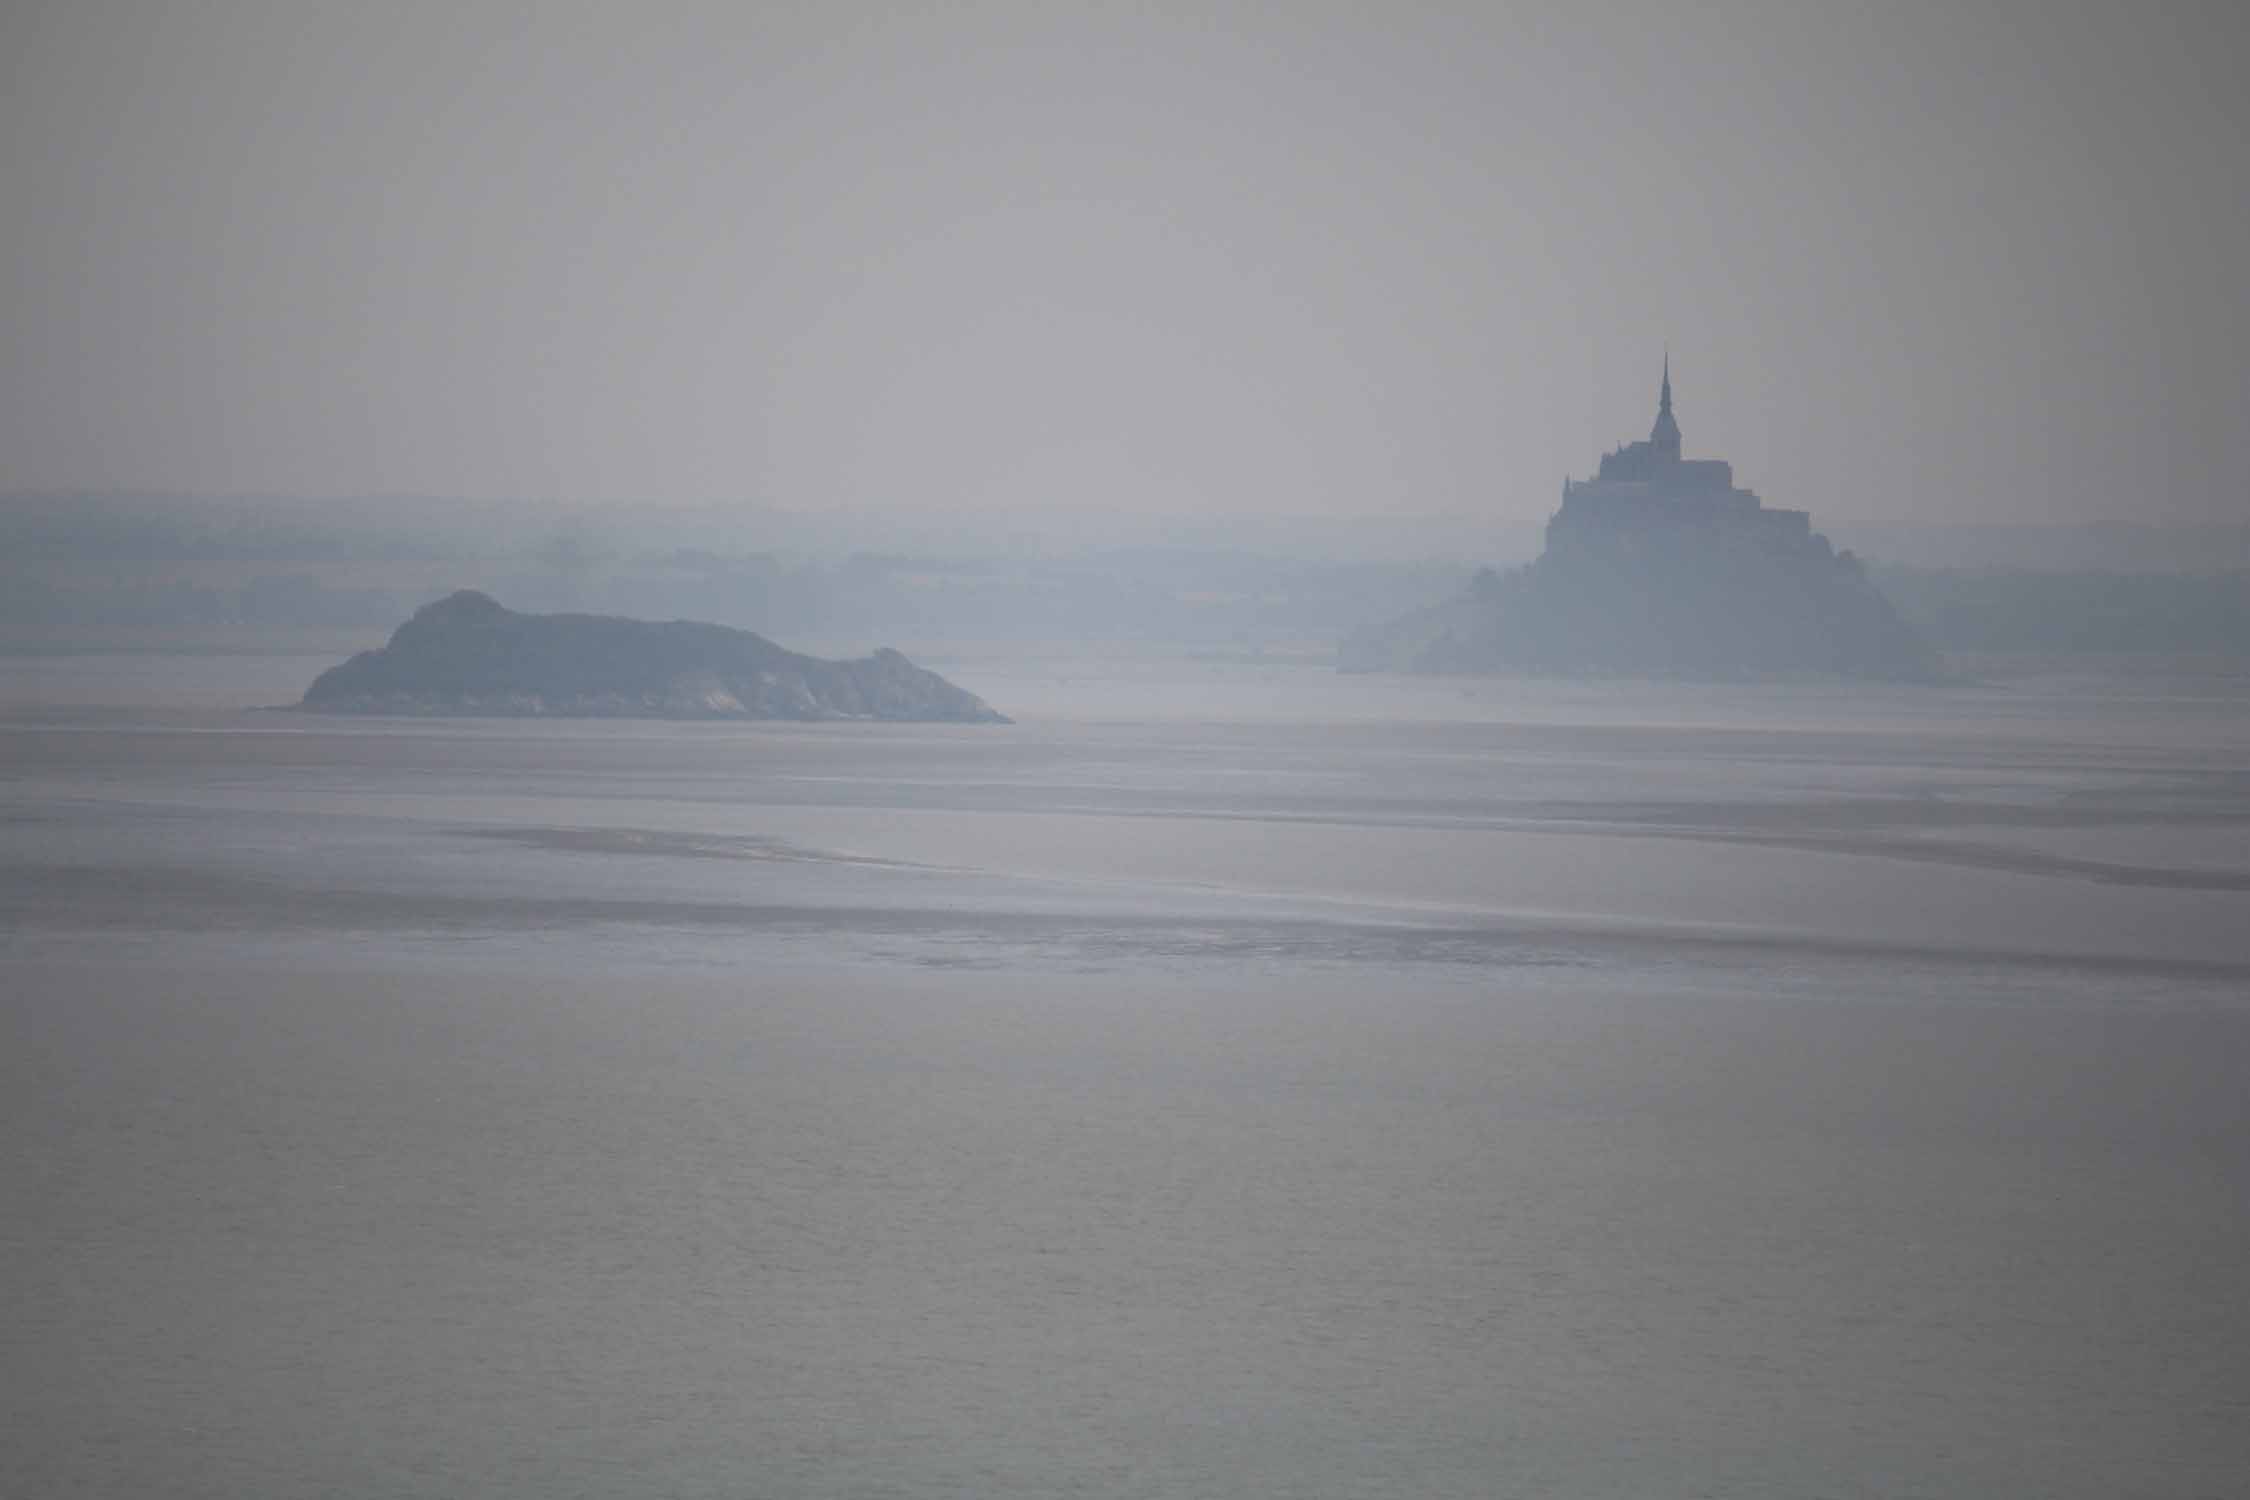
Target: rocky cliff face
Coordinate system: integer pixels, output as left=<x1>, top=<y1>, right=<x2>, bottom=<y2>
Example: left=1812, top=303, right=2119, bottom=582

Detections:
left=302, top=591, right=1010, bottom=722
left=1342, top=526, right=1941, bottom=682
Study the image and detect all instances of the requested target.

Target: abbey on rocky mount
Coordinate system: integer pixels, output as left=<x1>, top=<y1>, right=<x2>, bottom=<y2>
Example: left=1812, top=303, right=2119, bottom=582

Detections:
left=1339, top=358, right=1941, bottom=681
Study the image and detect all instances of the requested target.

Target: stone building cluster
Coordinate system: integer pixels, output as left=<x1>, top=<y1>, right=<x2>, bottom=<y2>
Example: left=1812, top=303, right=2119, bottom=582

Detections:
left=1547, top=357, right=1822, bottom=559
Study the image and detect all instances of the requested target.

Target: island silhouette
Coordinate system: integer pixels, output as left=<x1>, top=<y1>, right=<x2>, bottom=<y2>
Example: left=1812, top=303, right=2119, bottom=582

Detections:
left=1344, top=360, right=1940, bottom=681
left=301, top=591, right=1009, bottom=722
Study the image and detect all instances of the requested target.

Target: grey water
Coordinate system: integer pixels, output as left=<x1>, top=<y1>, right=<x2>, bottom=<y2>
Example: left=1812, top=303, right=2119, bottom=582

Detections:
left=5, top=651, right=2249, bottom=1497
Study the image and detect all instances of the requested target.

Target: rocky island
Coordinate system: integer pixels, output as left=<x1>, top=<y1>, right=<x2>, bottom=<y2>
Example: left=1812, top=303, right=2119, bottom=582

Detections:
left=301, top=591, right=1010, bottom=722
left=1342, top=361, right=1940, bottom=681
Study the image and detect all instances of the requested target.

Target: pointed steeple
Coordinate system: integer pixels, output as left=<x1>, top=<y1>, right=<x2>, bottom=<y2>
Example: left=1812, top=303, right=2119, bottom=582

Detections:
left=1649, top=349, right=1681, bottom=460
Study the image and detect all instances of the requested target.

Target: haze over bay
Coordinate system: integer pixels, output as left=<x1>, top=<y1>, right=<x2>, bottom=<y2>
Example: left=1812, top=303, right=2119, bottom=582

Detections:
left=6, top=5, right=2250, bottom=1497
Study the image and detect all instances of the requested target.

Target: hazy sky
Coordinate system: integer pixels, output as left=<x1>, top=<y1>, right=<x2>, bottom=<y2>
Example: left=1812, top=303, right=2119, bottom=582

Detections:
left=4, top=2, right=2245, bottom=528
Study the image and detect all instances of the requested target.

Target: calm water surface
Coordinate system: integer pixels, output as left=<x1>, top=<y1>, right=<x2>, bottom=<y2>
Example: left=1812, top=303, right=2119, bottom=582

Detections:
left=4, top=651, right=2248, bottom=1497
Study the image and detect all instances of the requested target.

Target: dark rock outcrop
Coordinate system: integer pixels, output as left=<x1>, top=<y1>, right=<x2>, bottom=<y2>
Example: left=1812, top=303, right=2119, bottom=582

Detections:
left=301, top=591, right=1009, bottom=722
left=1341, top=536, right=1941, bottom=681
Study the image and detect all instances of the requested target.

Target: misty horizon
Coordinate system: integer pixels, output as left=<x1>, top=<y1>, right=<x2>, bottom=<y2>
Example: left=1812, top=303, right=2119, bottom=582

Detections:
left=5, top=3, right=2247, bottom=531
left=9, top=7, right=2250, bottom=1497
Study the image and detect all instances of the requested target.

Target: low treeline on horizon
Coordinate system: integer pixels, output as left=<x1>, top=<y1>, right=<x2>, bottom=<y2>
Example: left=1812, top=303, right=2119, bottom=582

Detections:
left=8, top=491, right=2250, bottom=660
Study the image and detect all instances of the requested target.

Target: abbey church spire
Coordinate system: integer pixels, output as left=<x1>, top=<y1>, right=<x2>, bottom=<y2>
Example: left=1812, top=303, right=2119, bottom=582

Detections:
left=1591, top=350, right=1710, bottom=484
left=1649, top=350, right=1681, bottom=462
